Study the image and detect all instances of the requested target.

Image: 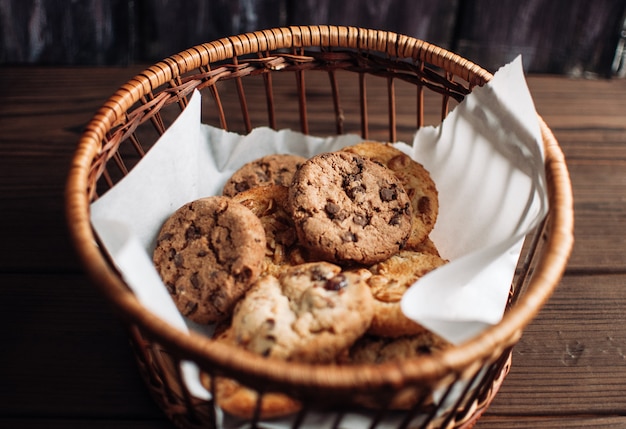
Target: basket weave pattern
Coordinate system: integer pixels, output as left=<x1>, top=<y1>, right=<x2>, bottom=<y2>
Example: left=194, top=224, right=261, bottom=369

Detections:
left=66, top=26, right=574, bottom=429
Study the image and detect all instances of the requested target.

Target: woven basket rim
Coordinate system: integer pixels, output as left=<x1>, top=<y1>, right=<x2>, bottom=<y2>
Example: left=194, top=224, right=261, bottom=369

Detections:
left=65, top=25, right=574, bottom=391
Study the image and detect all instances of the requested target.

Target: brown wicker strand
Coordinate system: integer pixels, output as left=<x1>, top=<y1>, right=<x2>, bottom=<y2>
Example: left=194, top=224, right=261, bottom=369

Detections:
left=295, top=53, right=309, bottom=134
left=328, top=70, right=344, bottom=135
left=359, top=72, right=368, bottom=138
left=387, top=76, right=397, bottom=143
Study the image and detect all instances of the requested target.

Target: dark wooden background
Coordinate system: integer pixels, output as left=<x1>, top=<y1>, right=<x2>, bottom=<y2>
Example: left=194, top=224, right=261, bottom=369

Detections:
left=2, top=0, right=626, bottom=76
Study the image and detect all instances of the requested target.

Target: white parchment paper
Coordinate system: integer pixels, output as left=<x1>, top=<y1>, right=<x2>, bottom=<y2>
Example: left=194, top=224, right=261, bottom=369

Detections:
left=90, top=56, right=547, bottom=426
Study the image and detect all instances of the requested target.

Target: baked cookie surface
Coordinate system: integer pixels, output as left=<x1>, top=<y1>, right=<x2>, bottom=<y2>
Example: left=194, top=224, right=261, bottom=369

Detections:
left=289, top=151, right=412, bottom=265
left=340, top=331, right=451, bottom=410
left=201, top=326, right=302, bottom=420
left=341, top=142, right=438, bottom=248
left=365, top=250, right=447, bottom=337
left=231, top=185, right=303, bottom=277
left=344, top=331, right=451, bottom=365
left=222, top=153, right=307, bottom=197
left=152, top=196, right=266, bottom=324
left=228, top=261, right=374, bottom=363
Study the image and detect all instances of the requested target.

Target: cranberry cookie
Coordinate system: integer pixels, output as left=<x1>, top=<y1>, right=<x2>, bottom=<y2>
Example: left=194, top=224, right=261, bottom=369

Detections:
left=289, top=151, right=412, bottom=265
left=228, top=261, right=374, bottom=363
left=152, top=196, right=265, bottom=324
left=341, top=142, right=438, bottom=248
left=222, top=153, right=307, bottom=197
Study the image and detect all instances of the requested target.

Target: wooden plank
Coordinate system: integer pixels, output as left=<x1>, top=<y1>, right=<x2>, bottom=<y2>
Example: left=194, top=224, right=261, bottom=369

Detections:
left=527, top=76, right=626, bottom=272
left=0, top=67, right=145, bottom=271
left=0, top=273, right=162, bottom=418
left=486, top=273, right=626, bottom=416
left=477, top=415, right=626, bottom=429
left=2, top=67, right=625, bottom=273
left=0, top=420, right=174, bottom=429
left=2, top=273, right=626, bottom=423
left=1, top=65, right=626, bottom=429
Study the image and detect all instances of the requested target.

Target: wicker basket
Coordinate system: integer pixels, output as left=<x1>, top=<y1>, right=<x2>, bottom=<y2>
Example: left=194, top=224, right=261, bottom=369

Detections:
left=65, top=26, right=574, bottom=429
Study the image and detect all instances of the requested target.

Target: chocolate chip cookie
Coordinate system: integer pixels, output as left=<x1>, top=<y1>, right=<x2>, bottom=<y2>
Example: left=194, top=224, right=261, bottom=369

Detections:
left=222, top=153, right=307, bottom=197
left=343, top=331, right=451, bottom=365
left=228, top=261, right=374, bottom=363
left=340, top=331, right=451, bottom=410
left=152, top=196, right=266, bottom=324
left=231, top=185, right=303, bottom=277
left=365, top=250, right=447, bottom=337
left=341, top=142, right=438, bottom=248
left=288, top=151, right=412, bottom=265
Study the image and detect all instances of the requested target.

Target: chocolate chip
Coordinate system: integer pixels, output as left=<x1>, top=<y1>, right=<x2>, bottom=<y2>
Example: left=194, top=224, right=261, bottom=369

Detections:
left=255, top=171, right=269, bottom=182
left=264, top=318, right=276, bottom=329
left=310, top=266, right=328, bottom=281
left=418, top=196, right=431, bottom=214
left=416, top=345, right=432, bottom=355
left=185, top=224, right=202, bottom=240
left=183, top=301, right=198, bottom=316
left=174, top=253, right=184, bottom=267
left=388, top=154, right=410, bottom=169
left=234, top=181, right=250, bottom=192
left=380, top=187, right=397, bottom=202
left=345, top=182, right=365, bottom=199
left=157, top=232, right=173, bottom=243
left=324, top=274, right=348, bottom=291
left=389, top=212, right=403, bottom=226
left=325, top=202, right=341, bottom=218
left=190, top=272, right=200, bottom=289
left=235, top=267, right=253, bottom=283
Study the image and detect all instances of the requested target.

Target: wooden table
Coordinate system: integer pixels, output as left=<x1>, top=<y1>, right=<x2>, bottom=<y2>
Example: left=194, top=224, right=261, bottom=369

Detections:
left=1, top=66, right=625, bottom=428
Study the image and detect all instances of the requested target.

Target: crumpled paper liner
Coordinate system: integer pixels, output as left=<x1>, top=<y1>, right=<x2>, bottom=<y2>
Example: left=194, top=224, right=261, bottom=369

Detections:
left=90, top=56, right=547, bottom=427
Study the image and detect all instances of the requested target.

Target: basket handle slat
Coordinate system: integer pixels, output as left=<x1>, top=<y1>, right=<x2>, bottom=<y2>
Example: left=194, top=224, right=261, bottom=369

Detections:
left=440, top=71, right=454, bottom=121
left=327, top=70, right=344, bottom=135
left=415, top=61, right=425, bottom=129
left=261, top=55, right=278, bottom=130
left=295, top=66, right=309, bottom=135
left=140, top=94, right=167, bottom=136
left=128, top=132, right=146, bottom=157
left=359, top=72, right=368, bottom=139
left=232, top=56, right=253, bottom=133
left=387, top=76, right=396, bottom=143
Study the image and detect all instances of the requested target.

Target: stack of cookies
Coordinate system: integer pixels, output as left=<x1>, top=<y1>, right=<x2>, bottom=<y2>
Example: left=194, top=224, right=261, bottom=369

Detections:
left=152, top=142, right=451, bottom=418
